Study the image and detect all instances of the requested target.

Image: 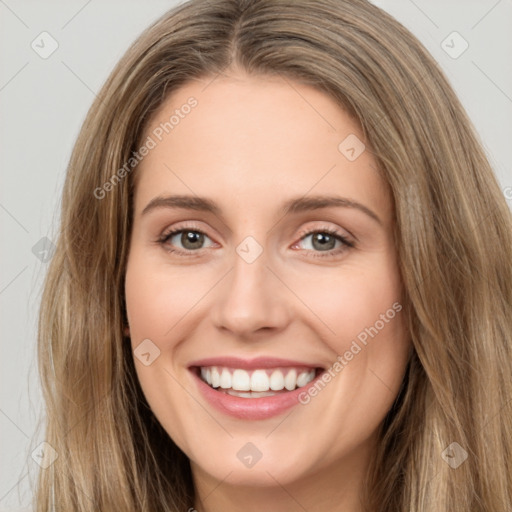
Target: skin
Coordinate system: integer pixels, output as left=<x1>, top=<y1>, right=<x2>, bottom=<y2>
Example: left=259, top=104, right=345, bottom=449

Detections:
left=124, top=68, right=411, bottom=512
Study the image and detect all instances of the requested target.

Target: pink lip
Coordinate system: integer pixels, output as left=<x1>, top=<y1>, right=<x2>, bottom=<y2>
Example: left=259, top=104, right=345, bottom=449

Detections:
left=188, top=357, right=325, bottom=421
left=188, top=356, right=322, bottom=370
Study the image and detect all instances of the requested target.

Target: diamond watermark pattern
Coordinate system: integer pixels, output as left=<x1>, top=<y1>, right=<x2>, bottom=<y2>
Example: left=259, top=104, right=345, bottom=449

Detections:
left=338, top=134, right=366, bottom=162
left=31, top=441, right=58, bottom=469
left=31, top=31, right=59, bottom=59
left=441, top=441, right=468, bottom=469
left=31, top=236, right=56, bottom=262
left=236, top=442, right=263, bottom=468
left=134, top=338, right=161, bottom=366
left=236, top=236, right=263, bottom=264
left=441, top=31, right=469, bottom=59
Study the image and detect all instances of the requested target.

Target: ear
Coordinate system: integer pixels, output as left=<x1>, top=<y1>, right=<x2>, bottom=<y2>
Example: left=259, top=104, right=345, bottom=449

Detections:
left=123, top=325, right=131, bottom=337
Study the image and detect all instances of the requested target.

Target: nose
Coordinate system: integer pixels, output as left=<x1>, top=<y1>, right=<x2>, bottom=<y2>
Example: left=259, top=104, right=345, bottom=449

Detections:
left=211, top=247, right=292, bottom=339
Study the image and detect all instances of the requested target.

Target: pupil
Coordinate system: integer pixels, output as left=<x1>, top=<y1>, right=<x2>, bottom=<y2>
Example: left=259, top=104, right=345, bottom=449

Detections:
left=182, top=231, right=204, bottom=249
left=313, top=233, right=335, bottom=251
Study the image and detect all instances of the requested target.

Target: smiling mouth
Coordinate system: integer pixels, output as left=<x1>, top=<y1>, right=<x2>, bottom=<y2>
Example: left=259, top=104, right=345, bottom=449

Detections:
left=192, top=366, right=323, bottom=398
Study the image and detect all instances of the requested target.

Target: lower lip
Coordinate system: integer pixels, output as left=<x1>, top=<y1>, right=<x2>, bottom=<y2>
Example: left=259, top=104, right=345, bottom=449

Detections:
left=190, top=368, right=323, bottom=420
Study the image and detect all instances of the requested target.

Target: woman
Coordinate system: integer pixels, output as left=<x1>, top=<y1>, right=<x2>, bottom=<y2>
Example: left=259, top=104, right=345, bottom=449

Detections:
left=36, top=0, right=512, bottom=510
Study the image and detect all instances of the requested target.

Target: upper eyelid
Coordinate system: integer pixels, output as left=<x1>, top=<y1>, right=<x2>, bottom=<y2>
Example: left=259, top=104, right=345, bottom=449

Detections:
left=160, top=222, right=346, bottom=236
left=156, top=210, right=359, bottom=239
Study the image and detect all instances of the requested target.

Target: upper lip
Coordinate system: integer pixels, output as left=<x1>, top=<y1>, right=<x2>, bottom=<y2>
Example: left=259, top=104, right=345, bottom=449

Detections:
left=188, top=356, right=325, bottom=370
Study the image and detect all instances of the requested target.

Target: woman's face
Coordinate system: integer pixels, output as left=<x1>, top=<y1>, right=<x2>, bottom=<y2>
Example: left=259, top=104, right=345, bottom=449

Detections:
left=125, top=70, right=410, bottom=491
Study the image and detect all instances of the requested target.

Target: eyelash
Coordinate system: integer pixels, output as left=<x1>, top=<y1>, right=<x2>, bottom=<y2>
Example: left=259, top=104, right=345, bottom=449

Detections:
left=156, top=224, right=355, bottom=259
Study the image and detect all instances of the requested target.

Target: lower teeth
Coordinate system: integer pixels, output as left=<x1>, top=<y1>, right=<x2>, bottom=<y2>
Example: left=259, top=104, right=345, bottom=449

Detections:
left=219, top=388, right=288, bottom=398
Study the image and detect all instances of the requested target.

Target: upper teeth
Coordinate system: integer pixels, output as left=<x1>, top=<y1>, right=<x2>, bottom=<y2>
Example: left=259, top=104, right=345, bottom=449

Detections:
left=200, top=366, right=316, bottom=392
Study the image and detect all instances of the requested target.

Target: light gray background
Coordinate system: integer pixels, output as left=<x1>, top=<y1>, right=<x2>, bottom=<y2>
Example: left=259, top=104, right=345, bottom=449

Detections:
left=1, top=1, right=511, bottom=510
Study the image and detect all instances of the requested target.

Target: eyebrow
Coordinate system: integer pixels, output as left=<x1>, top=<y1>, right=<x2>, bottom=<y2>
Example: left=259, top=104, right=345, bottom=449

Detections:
left=141, top=194, right=382, bottom=225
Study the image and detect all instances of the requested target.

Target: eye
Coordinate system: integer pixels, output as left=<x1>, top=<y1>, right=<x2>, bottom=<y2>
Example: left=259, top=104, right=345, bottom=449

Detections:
left=157, top=224, right=354, bottom=258
left=157, top=225, right=216, bottom=255
left=291, top=227, right=354, bottom=258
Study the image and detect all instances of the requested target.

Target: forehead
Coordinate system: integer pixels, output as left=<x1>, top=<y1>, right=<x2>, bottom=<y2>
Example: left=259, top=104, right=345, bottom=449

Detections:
left=134, top=72, right=392, bottom=224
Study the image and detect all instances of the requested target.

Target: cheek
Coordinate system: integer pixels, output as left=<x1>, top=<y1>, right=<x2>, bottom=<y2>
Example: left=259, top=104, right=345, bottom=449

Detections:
left=290, top=255, right=409, bottom=414
left=286, top=261, right=408, bottom=455
left=124, top=255, right=211, bottom=340
left=290, top=258, right=403, bottom=352
left=124, top=254, right=206, bottom=450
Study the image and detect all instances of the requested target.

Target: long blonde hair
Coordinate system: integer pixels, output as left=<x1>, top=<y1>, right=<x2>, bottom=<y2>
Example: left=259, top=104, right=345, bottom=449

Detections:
left=36, top=0, right=512, bottom=510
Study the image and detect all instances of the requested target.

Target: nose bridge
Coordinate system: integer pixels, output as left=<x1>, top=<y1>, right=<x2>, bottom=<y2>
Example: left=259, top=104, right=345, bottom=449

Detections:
left=211, top=239, right=290, bottom=336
